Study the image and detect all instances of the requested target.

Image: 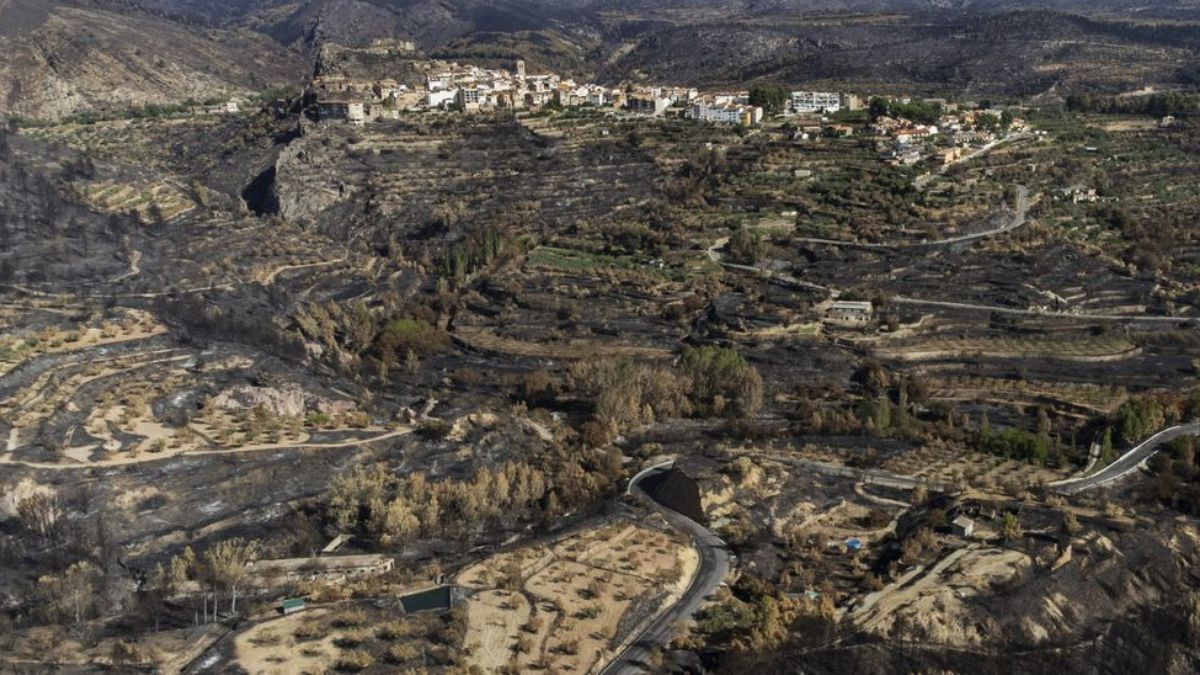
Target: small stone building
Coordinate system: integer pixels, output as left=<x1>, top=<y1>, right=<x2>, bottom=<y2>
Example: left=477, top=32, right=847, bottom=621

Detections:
left=952, top=516, right=975, bottom=537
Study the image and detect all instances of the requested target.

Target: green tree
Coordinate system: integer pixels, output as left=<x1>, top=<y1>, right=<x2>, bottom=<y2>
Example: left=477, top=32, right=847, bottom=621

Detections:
left=868, top=97, right=890, bottom=121
left=728, top=226, right=764, bottom=264
left=680, top=346, right=763, bottom=418
left=43, top=561, right=99, bottom=624
left=1000, top=513, right=1022, bottom=542
left=201, top=538, right=260, bottom=614
left=748, top=85, right=789, bottom=116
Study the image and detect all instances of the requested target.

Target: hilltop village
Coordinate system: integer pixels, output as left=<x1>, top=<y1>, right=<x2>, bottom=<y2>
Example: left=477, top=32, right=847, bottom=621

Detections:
left=305, top=53, right=1031, bottom=171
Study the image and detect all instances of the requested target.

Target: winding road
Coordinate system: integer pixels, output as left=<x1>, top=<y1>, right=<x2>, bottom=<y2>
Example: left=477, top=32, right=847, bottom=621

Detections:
left=887, top=296, right=1196, bottom=324
left=1049, top=422, right=1200, bottom=494
left=791, top=185, right=1029, bottom=251
left=706, top=185, right=1196, bottom=324
left=601, top=464, right=731, bottom=675
left=913, top=131, right=1031, bottom=189
left=601, top=421, right=1198, bottom=675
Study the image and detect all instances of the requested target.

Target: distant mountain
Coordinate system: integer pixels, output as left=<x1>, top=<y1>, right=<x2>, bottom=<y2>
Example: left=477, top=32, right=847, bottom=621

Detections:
left=0, top=0, right=303, bottom=120
left=85, top=0, right=587, bottom=48
left=594, top=8, right=1200, bottom=95
left=582, top=0, right=1196, bottom=10
left=2, top=0, right=1197, bottom=119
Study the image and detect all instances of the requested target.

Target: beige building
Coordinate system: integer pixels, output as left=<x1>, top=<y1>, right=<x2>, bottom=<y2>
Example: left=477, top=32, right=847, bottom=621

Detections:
left=317, top=98, right=365, bottom=125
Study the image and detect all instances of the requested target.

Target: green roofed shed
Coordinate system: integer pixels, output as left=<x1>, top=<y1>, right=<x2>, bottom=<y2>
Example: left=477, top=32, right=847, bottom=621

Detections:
left=279, top=598, right=306, bottom=615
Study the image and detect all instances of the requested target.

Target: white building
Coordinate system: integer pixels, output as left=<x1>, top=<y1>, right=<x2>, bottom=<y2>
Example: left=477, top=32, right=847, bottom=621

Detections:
left=825, top=301, right=873, bottom=324
left=657, top=86, right=698, bottom=104
left=455, top=87, right=482, bottom=111
left=952, top=516, right=975, bottom=537
left=791, top=91, right=841, bottom=114
left=689, top=103, right=763, bottom=126
left=426, top=90, right=458, bottom=108
left=627, top=94, right=672, bottom=116
left=711, top=92, right=748, bottom=106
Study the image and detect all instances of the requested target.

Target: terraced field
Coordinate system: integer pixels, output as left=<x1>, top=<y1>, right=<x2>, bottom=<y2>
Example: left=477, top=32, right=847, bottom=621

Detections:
left=273, top=115, right=660, bottom=240
left=80, top=179, right=196, bottom=223
left=0, top=303, right=395, bottom=468
left=876, top=333, right=1140, bottom=362
left=456, top=517, right=696, bottom=674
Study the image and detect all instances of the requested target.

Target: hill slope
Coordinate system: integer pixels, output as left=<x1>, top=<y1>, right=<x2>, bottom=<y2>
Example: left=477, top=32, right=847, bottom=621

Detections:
left=0, top=0, right=304, bottom=120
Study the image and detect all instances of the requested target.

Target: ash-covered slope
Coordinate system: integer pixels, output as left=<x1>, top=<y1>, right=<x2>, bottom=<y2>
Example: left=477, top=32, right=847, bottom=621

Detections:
left=100, top=0, right=584, bottom=48
left=595, top=8, right=1200, bottom=95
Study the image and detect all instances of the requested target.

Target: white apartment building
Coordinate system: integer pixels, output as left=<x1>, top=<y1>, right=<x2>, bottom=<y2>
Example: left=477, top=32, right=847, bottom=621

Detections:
left=691, top=103, right=742, bottom=124
left=791, top=91, right=841, bottom=113
left=689, top=103, right=763, bottom=126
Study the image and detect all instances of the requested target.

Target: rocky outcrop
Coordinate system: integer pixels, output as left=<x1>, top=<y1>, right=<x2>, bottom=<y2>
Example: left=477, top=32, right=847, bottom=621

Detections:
left=269, top=124, right=361, bottom=223
left=210, top=383, right=354, bottom=418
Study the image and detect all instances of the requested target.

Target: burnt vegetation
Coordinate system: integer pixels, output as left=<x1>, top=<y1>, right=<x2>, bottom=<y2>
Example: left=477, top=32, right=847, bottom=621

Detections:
left=3, top=0, right=1200, bottom=672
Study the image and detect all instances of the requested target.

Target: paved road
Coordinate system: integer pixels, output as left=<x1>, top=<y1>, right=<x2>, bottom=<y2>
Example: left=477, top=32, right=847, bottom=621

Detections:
left=792, top=184, right=1029, bottom=251
left=740, top=451, right=947, bottom=492
left=598, top=421, right=1196, bottom=673
left=1049, top=422, right=1200, bottom=494
left=889, top=295, right=1198, bottom=324
left=601, top=466, right=731, bottom=675
left=708, top=212, right=1196, bottom=324
left=914, top=132, right=1031, bottom=188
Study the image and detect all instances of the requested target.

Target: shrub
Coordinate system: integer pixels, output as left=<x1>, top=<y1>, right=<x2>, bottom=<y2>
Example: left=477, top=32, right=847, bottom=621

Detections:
left=333, top=629, right=367, bottom=649
left=451, top=368, right=484, bottom=387
left=575, top=604, right=602, bottom=619
left=292, top=621, right=321, bottom=640
left=333, top=650, right=373, bottom=672
left=376, top=620, right=410, bottom=641
left=386, top=643, right=419, bottom=663
left=330, top=609, right=368, bottom=628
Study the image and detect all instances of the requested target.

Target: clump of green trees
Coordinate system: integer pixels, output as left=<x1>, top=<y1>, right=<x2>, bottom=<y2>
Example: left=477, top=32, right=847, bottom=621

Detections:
left=568, top=346, right=764, bottom=446
left=868, top=97, right=943, bottom=125
left=325, top=461, right=566, bottom=544
left=748, top=85, right=789, bottom=116
left=292, top=299, right=450, bottom=379
left=728, top=226, right=764, bottom=264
